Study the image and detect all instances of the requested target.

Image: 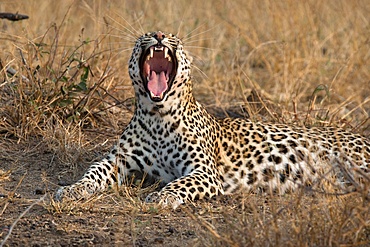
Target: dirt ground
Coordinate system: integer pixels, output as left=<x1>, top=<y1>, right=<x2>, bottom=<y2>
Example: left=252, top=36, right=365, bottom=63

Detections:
left=1, top=132, right=370, bottom=247
left=0, top=138, right=202, bottom=246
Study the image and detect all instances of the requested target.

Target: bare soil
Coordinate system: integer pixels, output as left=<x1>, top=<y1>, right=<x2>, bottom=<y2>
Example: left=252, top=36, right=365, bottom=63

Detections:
left=1, top=130, right=370, bottom=247
left=0, top=138, right=201, bottom=246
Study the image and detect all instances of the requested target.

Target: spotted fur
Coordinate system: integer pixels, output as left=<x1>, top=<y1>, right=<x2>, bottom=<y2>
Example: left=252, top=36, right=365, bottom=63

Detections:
left=55, top=31, right=370, bottom=209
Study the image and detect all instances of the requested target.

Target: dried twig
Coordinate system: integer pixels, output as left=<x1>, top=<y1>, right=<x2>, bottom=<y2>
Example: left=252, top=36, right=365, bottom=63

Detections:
left=0, top=12, right=29, bottom=21
left=0, top=194, right=46, bottom=247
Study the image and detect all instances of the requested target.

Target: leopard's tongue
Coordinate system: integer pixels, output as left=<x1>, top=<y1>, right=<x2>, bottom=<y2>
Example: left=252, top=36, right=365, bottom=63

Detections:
left=147, top=70, right=168, bottom=97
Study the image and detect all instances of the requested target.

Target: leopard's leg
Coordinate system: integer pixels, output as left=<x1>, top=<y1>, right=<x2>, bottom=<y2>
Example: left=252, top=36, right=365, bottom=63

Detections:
left=55, top=145, right=137, bottom=201
left=145, top=167, right=224, bottom=209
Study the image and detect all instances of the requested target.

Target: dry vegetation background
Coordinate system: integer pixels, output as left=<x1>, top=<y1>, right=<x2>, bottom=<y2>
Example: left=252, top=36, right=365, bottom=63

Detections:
left=0, top=0, right=369, bottom=246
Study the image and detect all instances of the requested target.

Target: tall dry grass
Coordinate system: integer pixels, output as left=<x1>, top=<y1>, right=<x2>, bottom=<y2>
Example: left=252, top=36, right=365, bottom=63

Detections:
left=1, top=1, right=369, bottom=138
left=1, top=0, right=369, bottom=246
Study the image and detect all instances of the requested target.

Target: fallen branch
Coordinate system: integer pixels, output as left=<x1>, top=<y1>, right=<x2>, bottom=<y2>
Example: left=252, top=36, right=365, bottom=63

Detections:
left=0, top=12, right=29, bottom=21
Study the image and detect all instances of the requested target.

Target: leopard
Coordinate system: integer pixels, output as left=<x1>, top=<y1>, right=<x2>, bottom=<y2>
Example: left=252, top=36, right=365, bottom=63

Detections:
left=55, top=31, right=370, bottom=209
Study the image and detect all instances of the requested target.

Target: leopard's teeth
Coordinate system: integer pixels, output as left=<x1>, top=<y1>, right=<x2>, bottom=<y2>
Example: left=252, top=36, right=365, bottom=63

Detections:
left=164, top=47, right=168, bottom=59
left=164, top=47, right=172, bottom=62
left=150, top=47, right=154, bottom=58
left=150, top=91, right=164, bottom=100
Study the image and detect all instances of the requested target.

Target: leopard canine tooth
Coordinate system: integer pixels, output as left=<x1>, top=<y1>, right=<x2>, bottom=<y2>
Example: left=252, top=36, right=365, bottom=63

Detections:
left=164, top=47, right=168, bottom=59
left=150, top=47, right=154, bottom=58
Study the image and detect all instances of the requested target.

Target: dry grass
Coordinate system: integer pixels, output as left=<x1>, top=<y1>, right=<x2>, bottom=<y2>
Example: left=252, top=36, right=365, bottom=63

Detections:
left=1, top=0, right=370, bottom=246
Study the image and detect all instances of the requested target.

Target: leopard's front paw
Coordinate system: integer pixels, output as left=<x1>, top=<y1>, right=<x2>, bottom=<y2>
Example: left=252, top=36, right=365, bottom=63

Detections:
left=54, top=185, right=83, bottom=202
left=54, top=186, right=67, bottom=202
left=54, top=182, right=97, bottom=202
left=145, top=191, right=184, bottom=209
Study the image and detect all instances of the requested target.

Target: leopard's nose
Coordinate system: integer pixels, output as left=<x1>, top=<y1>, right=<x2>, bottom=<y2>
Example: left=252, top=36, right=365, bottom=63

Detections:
left=153, top=31, right=165, bottom=42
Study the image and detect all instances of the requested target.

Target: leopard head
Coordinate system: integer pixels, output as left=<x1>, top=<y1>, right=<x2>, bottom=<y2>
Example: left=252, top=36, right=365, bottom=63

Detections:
left=128, top=31, right=192, bottom=108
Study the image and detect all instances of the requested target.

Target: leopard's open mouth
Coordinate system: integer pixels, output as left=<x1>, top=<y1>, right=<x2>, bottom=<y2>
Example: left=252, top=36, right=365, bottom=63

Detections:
left=140, top=44, right=177, bottom=102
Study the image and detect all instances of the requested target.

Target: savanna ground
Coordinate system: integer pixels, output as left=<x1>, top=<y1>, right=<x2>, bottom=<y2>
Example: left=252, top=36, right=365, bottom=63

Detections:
left=1, top=0, right=370, bottom=246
